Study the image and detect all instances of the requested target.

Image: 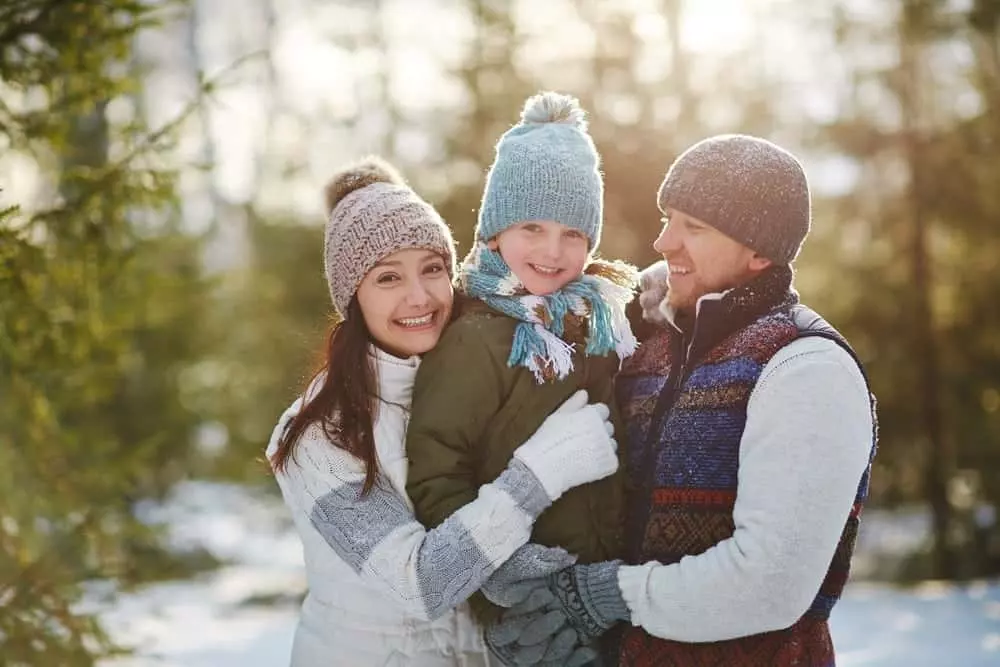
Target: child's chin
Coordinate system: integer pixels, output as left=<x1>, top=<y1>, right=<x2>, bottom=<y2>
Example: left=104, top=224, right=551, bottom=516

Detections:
left=523, top=276, right=573, bottom=296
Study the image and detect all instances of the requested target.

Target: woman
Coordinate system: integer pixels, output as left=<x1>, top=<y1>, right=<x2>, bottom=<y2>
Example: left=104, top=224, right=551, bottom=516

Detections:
left=265, top=156, right=620, bottom=666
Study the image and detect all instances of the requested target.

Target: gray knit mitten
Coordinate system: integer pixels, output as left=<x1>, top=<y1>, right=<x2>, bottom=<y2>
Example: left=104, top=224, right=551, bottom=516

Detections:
left=481, top=543, right=577, bottom=608
left=485, top=561, right=629, bottom=666
left=485, top=587, right=599, bottom=666
left=547, top=561, right=629, bottom=638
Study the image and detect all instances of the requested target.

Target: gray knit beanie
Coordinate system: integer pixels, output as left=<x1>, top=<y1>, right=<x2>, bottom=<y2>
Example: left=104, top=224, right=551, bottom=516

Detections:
left=657, top=134, right=811, bottom=264
left=323, top=157, right=456, bottom=319
left=476, top=91, right=604, bottom=248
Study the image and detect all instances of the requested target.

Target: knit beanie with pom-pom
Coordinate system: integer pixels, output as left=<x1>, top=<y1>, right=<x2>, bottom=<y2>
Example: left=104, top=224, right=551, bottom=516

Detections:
left=323, top=156, right=456, bottom=319
left=476, top=91, right=604, bottom=249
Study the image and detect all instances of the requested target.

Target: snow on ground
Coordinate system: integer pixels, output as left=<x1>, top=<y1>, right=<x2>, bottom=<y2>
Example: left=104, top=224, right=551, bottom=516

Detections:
left=94, top=481, right=1000, bottom=666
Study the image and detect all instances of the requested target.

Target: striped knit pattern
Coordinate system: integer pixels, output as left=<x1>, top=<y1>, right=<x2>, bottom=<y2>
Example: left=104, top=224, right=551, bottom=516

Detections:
left=614, top=302, right=870, bottom=666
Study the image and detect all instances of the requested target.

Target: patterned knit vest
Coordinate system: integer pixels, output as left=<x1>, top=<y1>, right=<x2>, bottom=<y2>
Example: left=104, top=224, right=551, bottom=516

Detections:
left=614, top=267, right=876, bottom=667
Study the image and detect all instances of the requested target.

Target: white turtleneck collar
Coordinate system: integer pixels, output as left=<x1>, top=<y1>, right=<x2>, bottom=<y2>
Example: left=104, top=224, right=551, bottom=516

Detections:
left=370, top=345, right=421, bottom=408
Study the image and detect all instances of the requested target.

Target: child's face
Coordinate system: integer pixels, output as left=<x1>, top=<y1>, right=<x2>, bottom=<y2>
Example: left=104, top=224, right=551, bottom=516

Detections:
left=488, top=220, right=590, bottom=296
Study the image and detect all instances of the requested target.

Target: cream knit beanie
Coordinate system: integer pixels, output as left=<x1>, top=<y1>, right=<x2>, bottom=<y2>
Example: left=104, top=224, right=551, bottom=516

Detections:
left=323, top=157, right=456, bottom=318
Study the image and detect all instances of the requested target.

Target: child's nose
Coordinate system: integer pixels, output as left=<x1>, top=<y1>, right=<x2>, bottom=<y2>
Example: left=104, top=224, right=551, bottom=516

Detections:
left=543, top=234, right=563, bottom=259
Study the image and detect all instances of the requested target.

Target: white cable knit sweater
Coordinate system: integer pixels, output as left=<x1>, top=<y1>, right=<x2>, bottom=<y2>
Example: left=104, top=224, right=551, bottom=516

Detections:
left=266, top=348, right=550, bottom=666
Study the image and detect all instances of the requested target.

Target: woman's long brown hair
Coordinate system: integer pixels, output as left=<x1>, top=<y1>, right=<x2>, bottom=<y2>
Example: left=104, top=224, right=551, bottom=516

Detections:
left=269, top=297, right=381, bottom=495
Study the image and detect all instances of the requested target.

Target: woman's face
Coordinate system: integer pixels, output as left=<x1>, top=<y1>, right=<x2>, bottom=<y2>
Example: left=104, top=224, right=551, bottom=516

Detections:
left=355, top=248, right=454, bottom=358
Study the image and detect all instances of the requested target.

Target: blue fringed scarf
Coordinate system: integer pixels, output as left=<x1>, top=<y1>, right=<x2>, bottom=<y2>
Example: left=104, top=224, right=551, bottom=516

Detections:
left=459, top=241, right=640, bottom=383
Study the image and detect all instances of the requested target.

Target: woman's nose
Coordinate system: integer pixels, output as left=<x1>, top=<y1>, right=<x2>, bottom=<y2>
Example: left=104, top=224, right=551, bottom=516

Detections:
left=405, top=280, right=430, bottom=306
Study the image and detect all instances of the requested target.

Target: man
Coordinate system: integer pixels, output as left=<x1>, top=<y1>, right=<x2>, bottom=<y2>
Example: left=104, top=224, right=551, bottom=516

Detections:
left=486, top=134, right=877, bottom=666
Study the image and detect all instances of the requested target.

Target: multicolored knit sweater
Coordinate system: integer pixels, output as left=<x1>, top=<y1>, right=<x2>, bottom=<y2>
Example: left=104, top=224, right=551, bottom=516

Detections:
left=614, top=266, right=877, bottom=667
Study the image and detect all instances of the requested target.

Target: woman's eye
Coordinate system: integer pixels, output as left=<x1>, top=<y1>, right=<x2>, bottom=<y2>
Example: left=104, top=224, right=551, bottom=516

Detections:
left=376, top=273, right=399, bottom=284
left=424, top=264, right=445, bottom=275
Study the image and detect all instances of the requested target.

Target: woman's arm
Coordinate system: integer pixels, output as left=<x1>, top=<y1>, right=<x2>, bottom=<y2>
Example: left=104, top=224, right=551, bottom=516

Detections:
left=271, top=407, right=547, bottom=621
left=271, top=390, right=617, bottom=622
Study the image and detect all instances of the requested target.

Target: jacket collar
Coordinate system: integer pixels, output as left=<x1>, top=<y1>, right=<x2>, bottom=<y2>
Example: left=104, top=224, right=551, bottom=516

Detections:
left=660, top=265, right=799, bottom=361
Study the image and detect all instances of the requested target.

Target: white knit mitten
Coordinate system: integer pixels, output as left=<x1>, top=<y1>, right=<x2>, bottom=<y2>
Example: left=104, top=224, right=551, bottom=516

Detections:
left=513, top=390, right=618, bottom=502
left=638, top=260, right=670, bottom=326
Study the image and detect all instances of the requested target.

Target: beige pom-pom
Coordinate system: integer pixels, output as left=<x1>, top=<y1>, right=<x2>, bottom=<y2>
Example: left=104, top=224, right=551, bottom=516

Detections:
left=324, top=156, right=405, bottom=215
left=520, top=91, right=587, bottom=129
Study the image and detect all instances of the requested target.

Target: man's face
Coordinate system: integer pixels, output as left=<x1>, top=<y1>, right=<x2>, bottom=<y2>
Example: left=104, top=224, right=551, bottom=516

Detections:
left=653, top=208, right=772, bottom=314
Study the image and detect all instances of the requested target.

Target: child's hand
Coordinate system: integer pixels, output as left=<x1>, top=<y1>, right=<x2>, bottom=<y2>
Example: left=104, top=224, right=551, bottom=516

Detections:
left=638, top=260, right=670, bottom=326
left=484, top=582, right=599, bottom=666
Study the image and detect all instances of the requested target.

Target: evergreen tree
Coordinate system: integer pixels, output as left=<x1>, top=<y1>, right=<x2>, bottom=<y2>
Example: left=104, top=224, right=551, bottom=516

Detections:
left=0, top=2, right=214, bottom=662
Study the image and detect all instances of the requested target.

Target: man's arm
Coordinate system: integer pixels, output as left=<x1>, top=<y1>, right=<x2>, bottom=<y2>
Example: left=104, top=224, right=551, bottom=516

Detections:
left=617, top=336, right=874, bottom=641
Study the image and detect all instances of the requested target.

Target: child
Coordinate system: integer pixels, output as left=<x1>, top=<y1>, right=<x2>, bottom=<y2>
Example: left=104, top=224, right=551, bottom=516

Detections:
left=405, top=92, right=637, bottom=635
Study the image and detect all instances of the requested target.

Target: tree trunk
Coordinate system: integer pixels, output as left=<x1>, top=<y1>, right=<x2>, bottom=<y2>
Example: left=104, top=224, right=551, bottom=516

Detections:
left=898, top=0, right=955, bottom=579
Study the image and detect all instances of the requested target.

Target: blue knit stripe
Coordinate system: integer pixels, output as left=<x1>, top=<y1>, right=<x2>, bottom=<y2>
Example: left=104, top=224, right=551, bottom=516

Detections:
left=808, top=593, right=838, bottom=619
left=651, top=409, right=744, bottom=488
left=684, top=357, right=763, bottom=389
left=508, top=322, right=542, bottom=369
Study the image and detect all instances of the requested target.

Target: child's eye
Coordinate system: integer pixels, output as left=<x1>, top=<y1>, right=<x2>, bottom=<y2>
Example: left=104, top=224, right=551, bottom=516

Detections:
left=564, top=229, right=585, bottom=240
left=521, top=223, right=542, bottom=233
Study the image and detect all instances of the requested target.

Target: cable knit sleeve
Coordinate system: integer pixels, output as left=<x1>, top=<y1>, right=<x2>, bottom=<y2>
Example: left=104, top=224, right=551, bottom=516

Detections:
left=269, top=411, right=550, bottom=622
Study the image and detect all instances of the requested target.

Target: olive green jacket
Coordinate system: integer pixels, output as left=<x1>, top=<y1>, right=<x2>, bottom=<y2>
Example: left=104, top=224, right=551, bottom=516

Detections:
left=406, top=301, right=626, bottom=622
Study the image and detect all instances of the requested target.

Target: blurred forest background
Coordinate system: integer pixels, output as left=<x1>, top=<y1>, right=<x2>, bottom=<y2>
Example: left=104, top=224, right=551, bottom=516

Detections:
left=2, top=0, right=999, bottom=664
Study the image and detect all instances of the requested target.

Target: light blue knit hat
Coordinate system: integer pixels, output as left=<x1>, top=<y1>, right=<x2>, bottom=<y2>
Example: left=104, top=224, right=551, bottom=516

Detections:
left=476, top=92, right=604, bottom=248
